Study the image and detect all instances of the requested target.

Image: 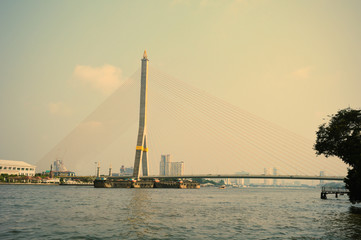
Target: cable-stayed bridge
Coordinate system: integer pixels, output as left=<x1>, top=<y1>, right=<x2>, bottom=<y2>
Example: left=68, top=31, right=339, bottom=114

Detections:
left=37, top=52, right=347, bottom=179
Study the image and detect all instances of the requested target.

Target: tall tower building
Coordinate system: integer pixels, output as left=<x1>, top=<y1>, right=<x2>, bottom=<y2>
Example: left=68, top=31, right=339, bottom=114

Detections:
left=235, top=171, right=250, bottom=185
left=159, top=154, right=171, bottom=176
left=170, top=161, right=184, bottom=176
left=264, top=168, right=272, bottom=185
left=273, top=167, right=278, bottom=185
left=53, top=159, right=67, bottom=172
left=133, top=51, right=149, bottom=179
left=320, top=171, right=325, bottom=185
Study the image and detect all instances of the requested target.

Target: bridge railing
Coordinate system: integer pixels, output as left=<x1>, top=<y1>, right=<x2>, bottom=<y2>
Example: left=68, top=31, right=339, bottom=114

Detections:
left=140, top=174, right=345, bottom=181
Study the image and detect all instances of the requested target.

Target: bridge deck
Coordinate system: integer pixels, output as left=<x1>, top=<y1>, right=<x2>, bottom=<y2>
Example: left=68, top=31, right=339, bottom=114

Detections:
left=140, top=174, right=345, bottom=181
left=103, top=174, right=345, bottom=181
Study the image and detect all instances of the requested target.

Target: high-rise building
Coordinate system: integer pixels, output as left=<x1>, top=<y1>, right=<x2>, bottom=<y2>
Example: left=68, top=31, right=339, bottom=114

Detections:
left=54, top=159, right=67, bottom=172
left=235, top=171, right=250, bottom=185
left=223, top=178, right=231, bottom=185
left=159, top=155, right=168, bottom=176
left=234, top=172, right=243, bottom=185
left=273, top=167, right=278, bottom=185
left=160, top=154, right=171, bottom=176
left=51, top=159, right=75, bottom=177
left=171, top=161, right=184, bottom=176
left=264, top=168, right=272, bottom=185
left=320, top=171, right=325, bottom=185
left=159, top=154, right=184, bottom=176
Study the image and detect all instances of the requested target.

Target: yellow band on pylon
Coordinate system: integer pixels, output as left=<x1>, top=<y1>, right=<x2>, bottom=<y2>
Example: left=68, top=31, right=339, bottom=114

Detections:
left=136, top=146, right=143, bottom=151
left=143, top=148, right=148, bottom=152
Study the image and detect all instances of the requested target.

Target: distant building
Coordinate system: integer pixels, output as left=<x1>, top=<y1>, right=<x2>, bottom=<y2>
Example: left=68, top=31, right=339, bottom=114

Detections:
left=294, top=181, right=301, bottom=186
left=243, top=172, right=250, bottom=185
left=264, top=168, right=272, bottom=185
left=53, top=159, right=68, bottom=171
left=223, top=178, right=232, bottom=185
left=159, top=154, right=171, bottom=176
left=159, top=154, right=184, bottom=176
left=273, top=168, right=278, bottom=185
left=120, top=165, right=133, bottom=176
left=320, top=171, right=325, bottom=185
left=235, top=171, right=250, bottom=185
left=0, top=159, right=36, bottom=176
left=170, top=161, right=184, bottom=176
left=50, top=159, right=75, bottom=176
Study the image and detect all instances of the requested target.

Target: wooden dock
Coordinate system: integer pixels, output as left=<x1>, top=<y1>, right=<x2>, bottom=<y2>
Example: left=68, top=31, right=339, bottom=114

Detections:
left=321, top=187, right=349, bottom=199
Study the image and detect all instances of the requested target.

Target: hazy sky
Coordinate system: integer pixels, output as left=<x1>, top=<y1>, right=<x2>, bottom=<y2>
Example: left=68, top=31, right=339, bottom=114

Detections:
left=0, top=0, right=360, bottom=174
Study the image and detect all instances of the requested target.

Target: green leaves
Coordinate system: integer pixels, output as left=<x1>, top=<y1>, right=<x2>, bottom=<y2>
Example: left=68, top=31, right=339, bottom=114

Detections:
left=315, top=108, right=361, bottom=204
left=314, top=108, right=361, bottom=167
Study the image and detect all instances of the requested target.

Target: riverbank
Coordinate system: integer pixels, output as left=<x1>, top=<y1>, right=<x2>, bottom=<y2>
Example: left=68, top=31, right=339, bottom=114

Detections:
left=0, top=182, right=59, bottom=185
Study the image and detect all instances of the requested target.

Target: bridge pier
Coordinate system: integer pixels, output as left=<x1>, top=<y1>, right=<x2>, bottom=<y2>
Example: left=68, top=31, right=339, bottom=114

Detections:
left=321, top=192, right=327, bottom=199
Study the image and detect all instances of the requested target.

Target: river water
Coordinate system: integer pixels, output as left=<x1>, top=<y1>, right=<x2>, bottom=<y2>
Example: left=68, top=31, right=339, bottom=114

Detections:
left=0, top=185, right=360, bottom=239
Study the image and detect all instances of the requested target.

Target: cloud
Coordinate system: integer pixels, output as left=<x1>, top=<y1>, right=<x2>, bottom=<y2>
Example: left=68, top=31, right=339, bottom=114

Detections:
left=73, top=64, right=123, bottom=95
left=48, top=101, right=72, bottom=116
left=292, top=67, right=312, bottom=79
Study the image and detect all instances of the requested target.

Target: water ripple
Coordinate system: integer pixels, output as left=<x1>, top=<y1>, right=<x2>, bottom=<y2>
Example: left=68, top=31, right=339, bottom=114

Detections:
left=0, top=186, right=360, bottom=239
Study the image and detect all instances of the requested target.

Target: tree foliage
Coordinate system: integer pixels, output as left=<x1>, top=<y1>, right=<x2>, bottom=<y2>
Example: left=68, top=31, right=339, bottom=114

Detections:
left=314, top=108, right=361, bottom=203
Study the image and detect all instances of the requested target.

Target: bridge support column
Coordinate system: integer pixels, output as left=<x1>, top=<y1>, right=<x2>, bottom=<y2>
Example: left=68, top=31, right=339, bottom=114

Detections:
left=133, top=51, right=149, bottom=179
left=321, top=192, right=327, bottom=199
left=142, top=135, right=149, bottom=176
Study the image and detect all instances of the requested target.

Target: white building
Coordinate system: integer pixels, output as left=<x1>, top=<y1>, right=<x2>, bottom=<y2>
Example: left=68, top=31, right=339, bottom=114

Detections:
left=223, top=178, right=231, bottom=185
left=170, top=161, right=184, bottom=176
left=159, top=154, right=184, bottom=176
left=320, top=171, right=325, bottom=185
left=53, top=159, right=67, bottom=171
left=264, top=168, right=272, bottom=185
left=273, top=167, right=278, bottom=185
left=0, top=159, right=36, bottom=176
left=235, top=171, right=250, bottom=185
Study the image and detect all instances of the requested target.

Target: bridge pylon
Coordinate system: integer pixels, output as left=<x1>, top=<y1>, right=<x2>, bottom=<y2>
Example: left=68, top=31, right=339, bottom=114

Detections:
left=133, top=51, right=149, bottom=179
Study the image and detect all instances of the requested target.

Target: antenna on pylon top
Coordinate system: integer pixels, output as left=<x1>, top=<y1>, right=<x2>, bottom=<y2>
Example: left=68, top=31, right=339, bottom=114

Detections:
left=143, top=50, right=147, bottom=59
